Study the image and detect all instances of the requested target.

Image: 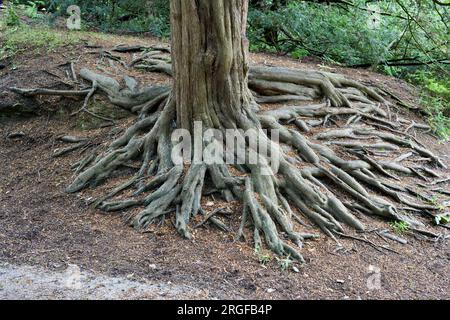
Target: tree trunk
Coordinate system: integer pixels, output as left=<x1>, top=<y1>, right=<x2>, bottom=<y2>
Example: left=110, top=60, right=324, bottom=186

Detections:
left=170, top=0, right=253, bottom=131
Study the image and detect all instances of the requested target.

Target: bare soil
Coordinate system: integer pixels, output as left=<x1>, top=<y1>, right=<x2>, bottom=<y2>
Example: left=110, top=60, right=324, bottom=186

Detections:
left=0, top=262, right=204, bottom=300
left=0, top=31, right=449, bottom=300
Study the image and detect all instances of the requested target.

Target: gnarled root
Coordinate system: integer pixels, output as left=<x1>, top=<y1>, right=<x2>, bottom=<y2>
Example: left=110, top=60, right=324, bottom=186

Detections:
left=15, top=60, right=446, bottom=261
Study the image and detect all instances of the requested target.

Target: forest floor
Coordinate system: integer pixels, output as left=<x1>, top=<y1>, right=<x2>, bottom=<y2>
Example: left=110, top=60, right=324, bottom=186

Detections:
left=0, top=28, right=449, bottom=300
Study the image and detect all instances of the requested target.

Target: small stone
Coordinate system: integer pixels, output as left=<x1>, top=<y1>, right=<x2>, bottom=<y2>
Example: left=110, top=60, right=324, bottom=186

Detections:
left=267, top=288, right=276, bottom=293
left=149, top=264, right=157, bottom=270
left=52, top=263, right=63, bottom=269
left=292, top=266, right=300, bottom=273
left=336, top=279, right=345, bottom=284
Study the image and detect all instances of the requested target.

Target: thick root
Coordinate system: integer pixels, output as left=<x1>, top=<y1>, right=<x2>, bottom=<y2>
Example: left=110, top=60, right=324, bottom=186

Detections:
left=14, top=60, right=446, bottom=262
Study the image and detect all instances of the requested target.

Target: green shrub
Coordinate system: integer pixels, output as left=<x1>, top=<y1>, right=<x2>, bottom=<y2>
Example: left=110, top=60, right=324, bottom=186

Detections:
left=24, top=1, right=45, bottom=19
left=6, top=2, right=21, bottom=26
left=408, top=70, right=450, bottom=140
left=248, top=1, right=401, bottom=66
left=32, top=0, right=171, bottom=36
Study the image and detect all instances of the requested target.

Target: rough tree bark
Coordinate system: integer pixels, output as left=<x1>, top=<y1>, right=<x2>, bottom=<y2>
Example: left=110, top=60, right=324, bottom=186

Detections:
left=171, top=0, right=253, bottom=131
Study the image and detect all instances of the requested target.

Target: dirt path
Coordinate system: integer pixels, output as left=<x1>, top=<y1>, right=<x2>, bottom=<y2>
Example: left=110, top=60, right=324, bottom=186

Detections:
left=1, top=32, right=449, bottom=300
left=0, top=262, right=204, bottom=300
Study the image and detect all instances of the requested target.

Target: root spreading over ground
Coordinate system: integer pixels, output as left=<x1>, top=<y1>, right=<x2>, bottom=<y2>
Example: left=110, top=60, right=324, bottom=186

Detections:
left=12, top=46, right=447, bottom=262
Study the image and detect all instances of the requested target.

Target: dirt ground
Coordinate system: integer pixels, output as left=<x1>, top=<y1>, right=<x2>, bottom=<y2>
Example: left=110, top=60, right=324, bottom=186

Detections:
left=0, top=262, right=205, bottom=300
left=0, top=31, right=449, bottom=300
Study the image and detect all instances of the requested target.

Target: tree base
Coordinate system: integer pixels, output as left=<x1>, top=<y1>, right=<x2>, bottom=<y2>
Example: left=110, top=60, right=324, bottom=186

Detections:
left=12, top=51, right=445, bottom=262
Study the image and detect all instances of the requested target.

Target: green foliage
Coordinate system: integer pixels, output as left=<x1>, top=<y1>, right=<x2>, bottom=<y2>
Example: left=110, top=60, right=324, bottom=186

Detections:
left=389, top=221, right=410, bottom=235
left=248, top=1, right=401, bottom=66
left=408, top=70, right=450, bottom=140
left=290, top=48, right=309, bottom=60
left=435, top=213, right=450, bottom=226
left=25, top=1, right=45, bottom=19
left=381, top=65, right=401, bottom=78
left=29, top=0, right=171, bottom=37
left=254, top=246, right=297, bottom=272
left=6, top=2, right=21, bottom=26
left=422, top=95, right=450, bottom=140
left=426, top=195, right=448, bottom=213
left=248, top=1, right=449, bottom=123
left=275, top=256, right=294, bottom=272
left=254, top=247, right=273, bottom=266
left=1, top=24, right=81, bottom=57
left=410, top=70, right=450, bottom=98
left=249, top=1, right=448, bottom=68
left=23, top=0, right=448, bottom=73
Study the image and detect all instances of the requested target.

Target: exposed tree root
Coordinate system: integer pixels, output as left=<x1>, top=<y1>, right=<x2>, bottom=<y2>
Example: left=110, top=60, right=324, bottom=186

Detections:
left=9, top=87, right=92, bottom=97
left=12, top=51, right=448, bottom=262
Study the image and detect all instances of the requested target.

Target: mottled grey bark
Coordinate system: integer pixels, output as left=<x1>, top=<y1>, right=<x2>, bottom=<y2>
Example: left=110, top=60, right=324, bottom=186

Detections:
left=170, top=0, right=253, bottom=131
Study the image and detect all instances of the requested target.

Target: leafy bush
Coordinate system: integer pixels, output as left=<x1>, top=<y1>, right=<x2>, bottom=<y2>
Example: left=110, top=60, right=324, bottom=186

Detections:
left=24, top=1, right=45, bottom=19
left=6, top=2, right=21, bottom=26
left=408, top=70, right=450, bottom=140
left=248, top=0, right=448, bottom=68
left=24, top=0, right=171, bottom=36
